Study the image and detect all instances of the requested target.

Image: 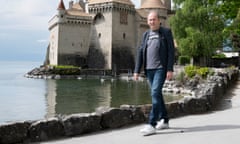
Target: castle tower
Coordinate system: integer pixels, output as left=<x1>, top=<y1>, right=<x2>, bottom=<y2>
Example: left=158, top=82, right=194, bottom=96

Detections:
left=140, top=0, right=168, bottom=27
left=48, top=0, right=92, bottom=67
left=58, top=0, right=66, bottom=23
left=141, top=0, right=171, bottom=10
left=87, top=0, right=136, bottom=70
left=164, top=0, right=172, bottom=11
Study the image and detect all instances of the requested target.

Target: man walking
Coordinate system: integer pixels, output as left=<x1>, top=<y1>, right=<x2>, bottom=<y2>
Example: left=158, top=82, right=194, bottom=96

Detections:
left=133, top=10, right=175, bottom=136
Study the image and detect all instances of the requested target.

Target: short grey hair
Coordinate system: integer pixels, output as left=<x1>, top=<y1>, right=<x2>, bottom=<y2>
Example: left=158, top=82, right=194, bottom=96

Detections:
left=147, top=10, right=160, bottom=19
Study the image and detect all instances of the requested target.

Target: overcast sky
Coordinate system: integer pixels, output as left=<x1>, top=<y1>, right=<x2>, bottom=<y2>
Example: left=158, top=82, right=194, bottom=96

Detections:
left=0, top=0, right=140, bottom=61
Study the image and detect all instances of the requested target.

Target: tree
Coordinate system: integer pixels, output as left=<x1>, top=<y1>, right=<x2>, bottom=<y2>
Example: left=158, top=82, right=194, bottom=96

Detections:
left=209, top=0, right=240, bottom=50
left=170, top=0, right=225, bottom=66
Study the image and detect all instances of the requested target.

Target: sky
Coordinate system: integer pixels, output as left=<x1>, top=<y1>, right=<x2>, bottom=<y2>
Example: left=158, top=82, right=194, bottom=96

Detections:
left=0, top=0, right=140, bottom=62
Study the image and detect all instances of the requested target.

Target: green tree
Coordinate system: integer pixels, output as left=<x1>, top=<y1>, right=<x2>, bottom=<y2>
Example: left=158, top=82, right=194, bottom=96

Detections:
left=170, top=0, right=225, bottom=66
left=209, top=0, right=240, bottom=50
left=226, top=6, right=240, bottom=50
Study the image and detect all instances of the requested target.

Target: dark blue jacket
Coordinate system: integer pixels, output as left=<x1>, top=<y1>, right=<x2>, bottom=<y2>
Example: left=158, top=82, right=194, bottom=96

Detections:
left=134, top=27, right=175, bottom=74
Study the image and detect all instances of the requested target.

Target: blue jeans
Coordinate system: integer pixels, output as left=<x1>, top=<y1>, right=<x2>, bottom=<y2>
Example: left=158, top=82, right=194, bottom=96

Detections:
left=146, top=68, right=168, bottom=126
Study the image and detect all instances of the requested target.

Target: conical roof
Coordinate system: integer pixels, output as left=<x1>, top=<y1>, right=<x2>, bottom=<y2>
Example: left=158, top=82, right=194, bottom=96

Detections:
left=140, top=0, right=166, bottom=9
left=71, top=2, right=84, bottom=11
left=67, top=2, right=90, bottom=17
left=57, top=0, right=66, bottom=10
left=89, top=0, right=134, bottom=5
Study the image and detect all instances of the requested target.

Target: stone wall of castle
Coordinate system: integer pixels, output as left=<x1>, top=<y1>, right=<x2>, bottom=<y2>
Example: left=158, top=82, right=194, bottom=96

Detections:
left=47, top=0, right=173, bottom=71
left=88, top=12, right=113, bottom=69
left=111, top=8, right=137, bottom=71
left=57, top=23, right=91, bottom=67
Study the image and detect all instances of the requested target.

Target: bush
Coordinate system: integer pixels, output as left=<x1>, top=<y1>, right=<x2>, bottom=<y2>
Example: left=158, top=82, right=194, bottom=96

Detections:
left=196, top=67, right=209, bottom=78
left=178, top=56, right=190, bottom=65
left=184, top=65, right=213, bottom=79
left=212, top=53, right=226, bottom=58
left=184, top=65, right=197, bottom=78
left=52, top=65, right=79, bottom=69
left=50, top=65, right=80, bottom=75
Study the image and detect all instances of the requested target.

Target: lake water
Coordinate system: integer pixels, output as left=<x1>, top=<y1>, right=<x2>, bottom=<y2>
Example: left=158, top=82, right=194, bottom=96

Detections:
left=0, top=61, right=182, bottom=124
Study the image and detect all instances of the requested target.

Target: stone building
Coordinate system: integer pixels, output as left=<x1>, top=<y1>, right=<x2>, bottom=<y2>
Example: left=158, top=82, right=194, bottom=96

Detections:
left=46, top=0, right=173, bottom=72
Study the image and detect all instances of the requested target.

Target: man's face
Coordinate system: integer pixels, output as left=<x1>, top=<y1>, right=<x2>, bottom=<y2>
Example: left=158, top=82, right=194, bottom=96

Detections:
left=147, top=12, right=160, bottom=31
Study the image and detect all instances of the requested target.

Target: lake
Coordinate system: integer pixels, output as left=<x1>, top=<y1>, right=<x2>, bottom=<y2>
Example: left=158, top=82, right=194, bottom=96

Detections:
left=0, top=61, right=182, bottom=124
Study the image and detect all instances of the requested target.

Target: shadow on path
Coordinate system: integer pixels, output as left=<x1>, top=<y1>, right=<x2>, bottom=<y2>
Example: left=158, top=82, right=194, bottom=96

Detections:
left=154, top=124, right=240, bottom=135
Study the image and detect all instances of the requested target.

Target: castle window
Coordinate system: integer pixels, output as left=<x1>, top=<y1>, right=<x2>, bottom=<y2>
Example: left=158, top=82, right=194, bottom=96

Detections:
left=123, top=33, right=126, bottom=39
left=120, top=11, right=128, bottom=25
left=98, top=33, right=101, bottom=38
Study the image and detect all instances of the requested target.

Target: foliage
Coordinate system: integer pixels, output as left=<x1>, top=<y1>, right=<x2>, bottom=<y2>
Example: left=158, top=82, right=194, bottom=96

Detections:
left=196, top=67, right=210, bottom=78
left=208, top=0, right=240, bottom=50
left=184, top=65, right=197, bottom=78
left=209, top=0, right=240, bottom=34
left=170, top=0, right=225, bottom=65
left=184, top=65, right=211, bottom=78
left=178, top=55, right=190, bottom=65
left=212, top=53, right=226, bottom=58
left=52, top=65, right=79, bottom=69
left=49, top=65, right=80, bottom=75
left=231, top=33, right=240, bottom=50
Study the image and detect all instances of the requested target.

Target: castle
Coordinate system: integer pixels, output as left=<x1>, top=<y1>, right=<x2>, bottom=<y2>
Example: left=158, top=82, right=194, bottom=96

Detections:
left=46, top=0, right=174, bottom=72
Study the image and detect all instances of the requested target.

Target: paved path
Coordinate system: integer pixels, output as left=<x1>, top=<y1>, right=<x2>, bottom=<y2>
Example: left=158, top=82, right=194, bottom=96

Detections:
left=42, top=81, right=240, bottom=144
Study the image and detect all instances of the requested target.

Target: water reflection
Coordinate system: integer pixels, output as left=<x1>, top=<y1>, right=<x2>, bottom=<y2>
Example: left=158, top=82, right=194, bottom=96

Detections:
left=45, top=79, right=182, bottom=118
left=45, top=80, right=57, bottom=118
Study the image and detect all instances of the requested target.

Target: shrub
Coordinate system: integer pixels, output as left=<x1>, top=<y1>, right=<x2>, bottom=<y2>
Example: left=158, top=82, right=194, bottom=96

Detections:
left=196, top=67, right=209, bottom=78
left=212, top=53, right=226, bottom=58
left=50, top=65, right=80, bottom=75
left=184, top=65, right=197, bottom=78
left=178, top=56, right=191, bottom=65
left=184, top=65, right=214, bottom=79
left=52, top=65, right=79, bottom=69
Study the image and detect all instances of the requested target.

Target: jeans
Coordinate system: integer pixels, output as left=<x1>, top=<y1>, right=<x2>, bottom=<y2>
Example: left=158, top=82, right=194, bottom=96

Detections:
left=146, top=68, right=168, bottom=126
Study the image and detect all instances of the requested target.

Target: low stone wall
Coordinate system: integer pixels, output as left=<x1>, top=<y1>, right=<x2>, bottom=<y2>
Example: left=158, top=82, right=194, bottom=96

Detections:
left=0, top=69, right=239, bottom=144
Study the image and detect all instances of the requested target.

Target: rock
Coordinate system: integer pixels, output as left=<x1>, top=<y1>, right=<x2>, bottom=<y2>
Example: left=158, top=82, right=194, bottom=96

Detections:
left=166, top=102, right=183, bottom=118
left=181, top=97, right=209, bottom=114
left=62, top=113, right=102, bottom=136
left=138, top=104, right=152, bottom=120
left=101, top=108, right=133, bottom=129
left=120, top=105, right=146, bottom=123
left=0, top=121, right=31, bottom=144
left=29, top=118, right=65, bottom=142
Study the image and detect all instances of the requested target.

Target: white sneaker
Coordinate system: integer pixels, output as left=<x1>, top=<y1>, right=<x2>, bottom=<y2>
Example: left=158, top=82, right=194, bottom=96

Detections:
left=140, top=124, right=156, bottom=136
left=156, top=119, right=169, bottom=130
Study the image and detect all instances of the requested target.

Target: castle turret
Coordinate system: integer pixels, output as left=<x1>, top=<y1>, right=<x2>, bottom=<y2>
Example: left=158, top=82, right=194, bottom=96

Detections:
left=48, top=0, right=92, bottom=67
left=161, top=0, right=172, bottom=14
left=141, top=0, right=171, bottom=10
left=57, top=0, right=66, bottom=23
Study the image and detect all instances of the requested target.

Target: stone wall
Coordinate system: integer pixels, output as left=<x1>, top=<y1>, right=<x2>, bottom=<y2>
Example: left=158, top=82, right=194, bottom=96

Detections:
left=1, top=69, right=238, bottom=144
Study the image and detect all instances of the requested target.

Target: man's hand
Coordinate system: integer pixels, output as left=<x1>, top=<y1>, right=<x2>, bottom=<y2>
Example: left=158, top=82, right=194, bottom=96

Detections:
left=166, top=71, right=173, bottom=80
